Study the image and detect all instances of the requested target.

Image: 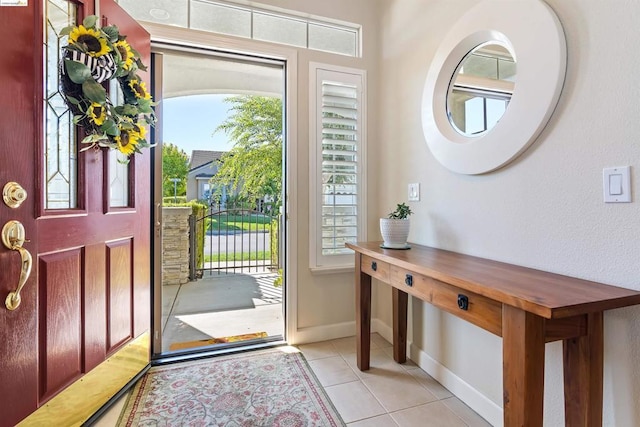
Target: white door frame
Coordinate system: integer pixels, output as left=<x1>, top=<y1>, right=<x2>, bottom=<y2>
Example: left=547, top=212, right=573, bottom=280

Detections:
left=146, top=23, right=299, bottom=353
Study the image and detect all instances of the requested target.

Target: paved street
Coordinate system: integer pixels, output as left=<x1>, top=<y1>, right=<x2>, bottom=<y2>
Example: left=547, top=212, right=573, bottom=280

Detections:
left=204, top=231, right=271, bottom=255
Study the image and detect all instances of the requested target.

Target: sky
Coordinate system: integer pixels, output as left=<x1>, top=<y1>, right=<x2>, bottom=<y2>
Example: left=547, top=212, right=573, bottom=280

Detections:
left=162, top=94, right=235, bottom=156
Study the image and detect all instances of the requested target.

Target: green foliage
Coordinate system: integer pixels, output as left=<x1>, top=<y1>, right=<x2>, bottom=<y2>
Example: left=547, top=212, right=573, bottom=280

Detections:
left=204, top=251, right=272, bottom=263
left=162, top=196, right=187, bottom=204
left=164, top=200, right=207, bottom=269
left=190, top=202, right=207, bottom=270
left=162, top=143, right=189, bottom=198
left=64, top=60, right=92, bottom=84
left=273, top=269, right=283, bottom=288
left=206, top=213, right=271, bottom=233
left=270, top=217, right=279, bottom=268
left=387, top=202, right=413, bottom=219
left=212, top=96, right=283, bottom=205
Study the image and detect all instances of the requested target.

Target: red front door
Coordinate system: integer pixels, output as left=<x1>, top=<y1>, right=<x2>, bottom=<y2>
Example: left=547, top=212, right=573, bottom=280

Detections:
left=0, top=1, right=151, bottom=425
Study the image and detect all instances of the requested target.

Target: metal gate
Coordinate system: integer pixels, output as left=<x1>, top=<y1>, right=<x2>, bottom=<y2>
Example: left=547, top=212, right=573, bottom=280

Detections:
left=190, top=200, right=280, bottom=276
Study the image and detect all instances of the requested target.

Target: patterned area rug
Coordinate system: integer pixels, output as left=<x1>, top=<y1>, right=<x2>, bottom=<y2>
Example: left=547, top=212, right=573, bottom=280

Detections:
left=117, top=348, right=345, bottom=426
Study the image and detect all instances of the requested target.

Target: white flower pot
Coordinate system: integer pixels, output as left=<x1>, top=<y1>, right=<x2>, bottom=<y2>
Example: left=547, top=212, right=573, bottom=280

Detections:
left=380, top=218, right=410, bottom=248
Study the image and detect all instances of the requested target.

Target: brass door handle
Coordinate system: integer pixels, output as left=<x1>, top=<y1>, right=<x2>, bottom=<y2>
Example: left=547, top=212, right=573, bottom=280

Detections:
left=2, top=221, right=32, bottom=311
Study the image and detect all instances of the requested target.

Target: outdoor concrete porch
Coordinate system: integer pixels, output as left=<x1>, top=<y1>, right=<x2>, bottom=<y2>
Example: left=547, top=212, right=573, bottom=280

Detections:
left=161, top=270, right=283, bottom=352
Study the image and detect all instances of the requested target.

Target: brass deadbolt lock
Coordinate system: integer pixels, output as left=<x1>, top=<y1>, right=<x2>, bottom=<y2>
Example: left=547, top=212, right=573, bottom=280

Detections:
left=3, top=182, right=27, bottom=209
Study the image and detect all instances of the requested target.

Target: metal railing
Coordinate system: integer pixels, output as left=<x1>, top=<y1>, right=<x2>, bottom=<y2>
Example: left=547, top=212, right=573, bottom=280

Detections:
left=190, top=200, right=279, bottom=276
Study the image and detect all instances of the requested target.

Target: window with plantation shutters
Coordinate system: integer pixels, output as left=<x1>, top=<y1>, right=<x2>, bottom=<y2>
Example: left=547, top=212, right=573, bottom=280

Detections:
left=310, top=64, right=366, bottom=270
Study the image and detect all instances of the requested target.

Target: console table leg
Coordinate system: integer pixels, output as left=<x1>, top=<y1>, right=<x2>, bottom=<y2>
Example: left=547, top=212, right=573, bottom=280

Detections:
left=355, top=253, right=372, bottom=371
left=563, top=312, right=603, bottom=427
left=503, top=305, right=546, bottom=427
left=393, top=288, right=408, bottom=363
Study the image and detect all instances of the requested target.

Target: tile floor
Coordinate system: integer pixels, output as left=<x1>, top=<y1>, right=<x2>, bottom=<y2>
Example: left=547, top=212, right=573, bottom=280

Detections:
left=94, top=333, right=491, bottom=426
left=298, top=334, right=491, bottom=427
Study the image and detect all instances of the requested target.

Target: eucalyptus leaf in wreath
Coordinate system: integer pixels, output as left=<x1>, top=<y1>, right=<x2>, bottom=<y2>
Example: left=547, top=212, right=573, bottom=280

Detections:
left=101, top=118, right=119, bottom=136
left=82, top=80, right=107, bottom=104
left=64, top=59, right=92, bottom=84
left=101, top=25, right=119, bottom=43
left=83, top=15, right=98, bottom=28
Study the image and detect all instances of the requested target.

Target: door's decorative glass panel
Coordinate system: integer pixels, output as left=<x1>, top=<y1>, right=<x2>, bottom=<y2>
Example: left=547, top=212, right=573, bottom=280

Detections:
left=108, top=79, right=130, bottom=208
left=44, top=0, right=77, bottom=209
left=109, top=150, right=130, bottom=207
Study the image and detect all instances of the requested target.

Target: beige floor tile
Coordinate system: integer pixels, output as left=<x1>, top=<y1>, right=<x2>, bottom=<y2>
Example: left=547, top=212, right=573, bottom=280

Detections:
left=391, top=401, right=467, bottom=427
left=406, top=368, right=453, bottom=400
left=370, top=333, right=392, bottom=348
left=441, top=397, right=492, bottom=427
left=298, top=340, right=338, bottom=360
left=343, top=348, right=407, bottom=379
left=330, top=335, right=358, bottom=355
left=362, top=371, right=438, bottom=412
left=347, top=414, right=399, bottom=426
left=379, top=346, right=418, bottom=369
left=308, top=355, right=359, bottom=387
left=325, top=381, right=386, bottom=423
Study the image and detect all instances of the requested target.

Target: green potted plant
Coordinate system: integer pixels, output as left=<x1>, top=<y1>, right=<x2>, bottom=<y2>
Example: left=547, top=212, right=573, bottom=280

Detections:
left=380, top=203, right=413, bottom=249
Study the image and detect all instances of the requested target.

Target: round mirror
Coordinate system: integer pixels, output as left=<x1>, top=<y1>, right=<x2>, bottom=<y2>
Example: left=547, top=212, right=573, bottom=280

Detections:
left=421, top=0, right=566, bottom=175
left=447, top=43, right=516, bottom=137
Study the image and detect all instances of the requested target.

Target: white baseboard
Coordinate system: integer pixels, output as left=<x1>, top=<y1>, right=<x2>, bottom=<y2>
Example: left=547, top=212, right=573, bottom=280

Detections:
left=291, top=321, right=355, bottom=344
left=409, top=342, right=503, bottom=427
left=290, top=317, right=392, bottom=345
left=371, top=318, right=393, bottom=343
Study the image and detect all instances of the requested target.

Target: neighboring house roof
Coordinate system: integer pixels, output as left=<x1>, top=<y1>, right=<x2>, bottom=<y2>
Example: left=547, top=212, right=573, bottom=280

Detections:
left=189, top=150, right=226, bottom=171
left=194, top=173, right=215, bottom=179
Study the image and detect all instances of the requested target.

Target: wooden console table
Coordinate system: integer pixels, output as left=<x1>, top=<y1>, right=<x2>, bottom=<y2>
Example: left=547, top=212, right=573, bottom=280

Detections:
left=346, top=242, right=640, bottom=427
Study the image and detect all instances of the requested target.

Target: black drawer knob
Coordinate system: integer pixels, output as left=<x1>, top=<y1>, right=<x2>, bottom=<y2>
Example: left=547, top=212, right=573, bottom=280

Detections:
left=457, top=294, right=469, bottom=311
left=405, top=274, right=413, bottom=287
left=371, top=261, right=377, bottom=271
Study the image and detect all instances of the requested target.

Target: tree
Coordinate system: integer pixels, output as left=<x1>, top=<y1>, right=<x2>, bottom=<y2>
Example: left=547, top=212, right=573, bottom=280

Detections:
left=211, top=95, right=282, bottom=205
left=162, top=143, right=189, bottom=198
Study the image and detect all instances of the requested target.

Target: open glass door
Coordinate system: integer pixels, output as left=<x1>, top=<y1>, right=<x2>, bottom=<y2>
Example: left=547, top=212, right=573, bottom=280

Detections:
left=152, top=46, right=286, bottom=357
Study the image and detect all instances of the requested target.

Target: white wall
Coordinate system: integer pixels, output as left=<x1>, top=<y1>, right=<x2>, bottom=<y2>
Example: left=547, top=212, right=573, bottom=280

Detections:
left=377, top=0, right=640, bottom=426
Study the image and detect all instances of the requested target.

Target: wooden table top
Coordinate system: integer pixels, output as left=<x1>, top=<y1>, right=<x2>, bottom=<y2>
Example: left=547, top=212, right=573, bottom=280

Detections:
left=346, top=242, right=640, bottom=319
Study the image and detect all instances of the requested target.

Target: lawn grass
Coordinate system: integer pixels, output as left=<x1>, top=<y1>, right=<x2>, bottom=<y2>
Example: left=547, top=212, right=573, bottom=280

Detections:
left=206, top=214, right=271, bottom=232
left=205, top=250, right=272, bottom=262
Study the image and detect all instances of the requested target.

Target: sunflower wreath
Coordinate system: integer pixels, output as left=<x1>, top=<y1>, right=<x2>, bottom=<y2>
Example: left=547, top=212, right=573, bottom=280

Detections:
left=60, top=15, right=156, bottom=159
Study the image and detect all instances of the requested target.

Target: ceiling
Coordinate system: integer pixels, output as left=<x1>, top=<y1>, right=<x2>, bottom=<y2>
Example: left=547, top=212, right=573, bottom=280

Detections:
left=159, top=49, right=283, bottom=99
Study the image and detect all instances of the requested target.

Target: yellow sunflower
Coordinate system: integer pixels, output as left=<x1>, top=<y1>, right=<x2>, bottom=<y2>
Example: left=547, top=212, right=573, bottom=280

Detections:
left=114, top=126, right=141, bottom=156
left=87, top=102, right=107, bottom=126
left=114, top=40, right=135, bottom=70
left=134, top=122, right=147, bottom=140
left=69, top=25, right=111, bottom=57
left=128, top=79, right=151, bottom=100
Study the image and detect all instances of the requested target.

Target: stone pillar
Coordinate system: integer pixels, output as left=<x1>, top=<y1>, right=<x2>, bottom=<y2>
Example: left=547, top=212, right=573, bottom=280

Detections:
left=162, top=207, right=191, bottom=286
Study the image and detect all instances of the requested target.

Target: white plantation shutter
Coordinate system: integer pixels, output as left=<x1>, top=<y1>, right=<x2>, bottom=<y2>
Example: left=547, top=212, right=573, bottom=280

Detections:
left=310, top=65, right=366, bottom=269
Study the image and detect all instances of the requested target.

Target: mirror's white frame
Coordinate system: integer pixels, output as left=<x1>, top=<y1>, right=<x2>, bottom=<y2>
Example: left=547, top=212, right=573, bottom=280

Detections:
left=421, top=0, right=566, bottom=175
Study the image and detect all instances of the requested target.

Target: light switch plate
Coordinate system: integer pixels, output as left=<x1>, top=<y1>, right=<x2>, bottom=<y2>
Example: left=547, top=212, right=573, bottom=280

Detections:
left=408, top=183, right=420, bottom=201
left=603, top=166, right=631, bottom=203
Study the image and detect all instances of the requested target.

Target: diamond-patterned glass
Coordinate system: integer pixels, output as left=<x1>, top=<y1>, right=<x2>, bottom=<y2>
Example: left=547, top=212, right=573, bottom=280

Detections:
left=44, top=0, right=77, bottom=209
left=108, top=79, right=130, bottom=208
